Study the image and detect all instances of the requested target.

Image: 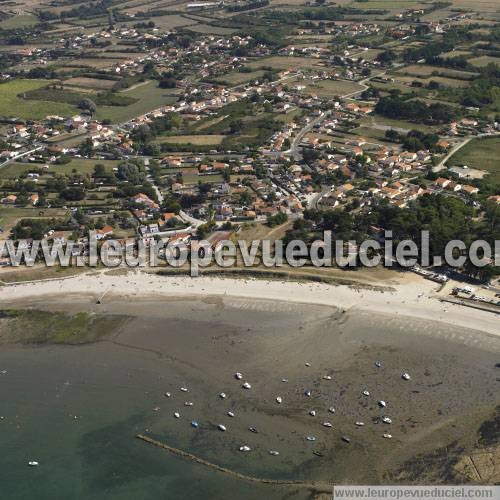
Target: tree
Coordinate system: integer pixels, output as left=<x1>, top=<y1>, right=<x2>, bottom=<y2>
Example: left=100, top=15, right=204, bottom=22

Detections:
left=93, top=164, right=106, bottom=177
left=117, top=163, right=146, bottom=185
left=267, top=212, right=288, bottom=227
left=78, top=99, right=97, bottom=115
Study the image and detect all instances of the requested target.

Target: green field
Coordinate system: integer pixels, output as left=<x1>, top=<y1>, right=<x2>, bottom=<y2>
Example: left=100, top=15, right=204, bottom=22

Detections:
left=246, top=56, right=324, bottom=71
left=289, top=77, right=364, bottom=97
left=0, top=207, right=68, bottom=233
left=94, top=81, right=179, bottom=123
left=214, top=70, right=266, bottom=86
left=0, top=14, right=38, bottom=30
left=0, top=159, right=121, bottom=180
left=0, top=80, right=77, bottom=120
left=157, top=135, right=226, bottom=146
left=446, top=136, right=500, bottom=183
left=348, top=0, right=421, bottom=8
left=468, top=55, right=500, bottom=68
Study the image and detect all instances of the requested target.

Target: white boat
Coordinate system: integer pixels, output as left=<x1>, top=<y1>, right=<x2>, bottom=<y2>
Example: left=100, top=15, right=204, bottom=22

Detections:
left=276, top=396, right=282, bottom=404
left=323, top=422, right=332, bottom=428
left=304, top=390, right=311, bottom=397
left=28, top=461, right=39, bottom=467
left=281, top=378, right=288, bottom=383
left=402, top=372, right=411, bottom=381
left=309, top=410, right=316, bottom=417
left=269, top=450, right=280, bottom=456
left=164, top=392, right=171, bottom=398
left=180, top=387, right=188, bottom=392
left=362, top=390, right=370, bottom=397
left=342, top=436, right=351, bottom=443
left=382, top=416, right=392, bottom=424
left=191, top=421, right=199, bottom=428
left=184, top=402, right=193, bottom=406
left=306, top=436, right=316, bottom=441
left=227, top=411, right=235, bottom=417
left=239, top=445, right=251, bottom=452
left=355, top=421, right=365, bottom=427
left=219, top=392, right=226, bottom=399
left=323, top=375, right=332, bottom=380
left=242, top=382, right=251, bottom=390
left=235, top=372, right=243, bottom=380
left=217, top=424, right=226, bottom=431
left=383, top=433, right=392, bottom=439
left=378, top=400, right=387, bottom=408
left=174, top=412, right=180, bottom=418
left=375, top=361, right=382, bottom=368
left=305, top=362, right=311, bottom=367
left=328, top=407, right=336, bottom=414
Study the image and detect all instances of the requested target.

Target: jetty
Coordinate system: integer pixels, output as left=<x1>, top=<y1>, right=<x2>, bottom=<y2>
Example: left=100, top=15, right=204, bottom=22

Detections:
left=136, top=434, right=332, bottom=492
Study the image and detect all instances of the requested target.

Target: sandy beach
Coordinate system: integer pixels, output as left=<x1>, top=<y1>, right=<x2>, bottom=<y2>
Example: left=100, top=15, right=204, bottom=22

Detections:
left=1, top=270, right=498, bottom=337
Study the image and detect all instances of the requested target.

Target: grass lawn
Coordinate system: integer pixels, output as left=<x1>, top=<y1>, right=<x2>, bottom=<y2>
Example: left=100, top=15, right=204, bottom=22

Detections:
left=156, top=135, right=226, bottom=146
left=184, top=173, right=224, bottom=184
left=446, top=137, right=500, bottom=183
left=95, top=80, right=179, bottom=123
left=0, top=80, right=77, bottom=120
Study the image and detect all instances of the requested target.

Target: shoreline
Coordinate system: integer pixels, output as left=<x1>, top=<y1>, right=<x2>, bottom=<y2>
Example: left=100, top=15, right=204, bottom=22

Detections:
left=0, top=269, right=499, bottom=338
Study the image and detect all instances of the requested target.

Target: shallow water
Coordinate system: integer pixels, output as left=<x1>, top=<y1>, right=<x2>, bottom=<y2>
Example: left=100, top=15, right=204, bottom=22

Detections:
left=1, top=297, right=499, bottom=499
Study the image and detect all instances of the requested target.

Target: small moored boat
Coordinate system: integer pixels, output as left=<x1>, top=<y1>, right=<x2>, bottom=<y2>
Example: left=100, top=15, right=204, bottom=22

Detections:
left=28, top=461, right=39, bottom=467
left=217, top=424, right=226, bottom=431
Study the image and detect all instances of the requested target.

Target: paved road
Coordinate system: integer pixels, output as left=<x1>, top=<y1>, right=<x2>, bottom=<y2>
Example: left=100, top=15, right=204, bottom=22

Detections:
left=0, top=145, right=44, bottom=169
